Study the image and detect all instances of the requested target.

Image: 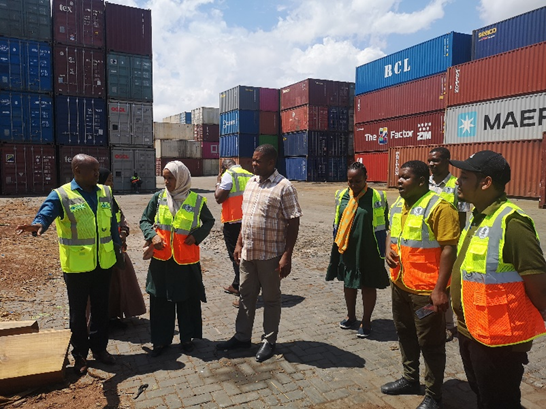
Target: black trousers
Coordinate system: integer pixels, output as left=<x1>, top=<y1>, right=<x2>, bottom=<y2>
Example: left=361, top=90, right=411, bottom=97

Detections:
left=223, top=222, right=241, bottom=289
left=459, top=333, right=528, bottom=409
left=64, top=267, right=112, bottom=359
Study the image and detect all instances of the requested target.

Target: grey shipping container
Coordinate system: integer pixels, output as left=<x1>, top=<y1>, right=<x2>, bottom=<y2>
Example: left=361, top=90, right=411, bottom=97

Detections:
left=0, top=0, right=51, bottom=42
left=191, top=107, right=219, bottom=125
left=111, top=147, right=155, bottom=193
left=108, top=100, right=153, bottom=146
left=105, top=2, right=152, bottom=56
left=219, top=86, right=260, bottom=113
left=107, top=53, right=153, bottom=102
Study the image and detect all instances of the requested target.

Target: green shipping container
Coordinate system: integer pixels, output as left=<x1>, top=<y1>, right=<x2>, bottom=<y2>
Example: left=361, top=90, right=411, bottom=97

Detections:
left=0, top=0, right=51, bottom=42
left=107, top=53, right=153, bottom=102
left=258, top=135, right=279, bottom=151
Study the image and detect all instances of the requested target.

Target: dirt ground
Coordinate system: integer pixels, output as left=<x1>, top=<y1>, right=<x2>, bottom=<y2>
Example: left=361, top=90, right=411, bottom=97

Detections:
left=1, top=176, right=546, bottom=408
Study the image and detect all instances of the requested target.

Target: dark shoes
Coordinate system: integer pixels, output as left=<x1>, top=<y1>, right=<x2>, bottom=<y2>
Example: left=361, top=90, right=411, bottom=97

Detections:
left=446, top=327, right=458, bottom=342
left=216, top=336, right=252, bottom=351
left=180, top=341, right=195, bottom=353
left=149, top=344, right=169, bottom=358
left=256, top=341, right=275, bottom=362
left=339, top=318, right=357, bottom=329
left=73, top=356, right=88, bottom=375
left=224, top=285, right=240, bottom=295
left=92, top=350, right=116, bottom=365
left=416, top=396, right=443, bottom=409
left=381, top=378, right=420, bottom=395
left=357, top=325, right=372, bottom=338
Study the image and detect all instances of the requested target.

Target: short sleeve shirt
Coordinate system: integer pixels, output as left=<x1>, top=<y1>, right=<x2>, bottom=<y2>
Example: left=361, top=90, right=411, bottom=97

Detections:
left=219, top=165, right=242, bottom=191
left=429, top=173, right=471, bottom=213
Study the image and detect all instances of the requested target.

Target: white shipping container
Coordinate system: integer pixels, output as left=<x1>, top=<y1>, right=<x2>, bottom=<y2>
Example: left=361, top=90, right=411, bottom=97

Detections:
left=191, top=107, right=219, bottom=125
left=154, top=122, right=194, bottom=140
left=154, top=139, right=202, bottom=158
left=202, top=159, right=218, bottom=176
left=445, top=92, right=546, bottom=144
left=163, top=113, right=182, bottom=123
left=185, top=140, right=202, bottom=158
left=109, top=100, right=153, bottom=146
left=111, top=147, right=155, bottom=193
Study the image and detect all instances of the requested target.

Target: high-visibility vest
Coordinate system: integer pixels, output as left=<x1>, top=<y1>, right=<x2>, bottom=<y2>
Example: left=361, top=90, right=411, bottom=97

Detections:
left=333, top=188, right=387, bottom=258
left=153, top=190, right=205, bottom=265
left=459, top=201, right=546, bottom=346
left=389, top=191, right=446, bottom=292
left=221, top=166, right=253, bottom=223
left=54, top=183, right=116, bottom=273
left=437, top=175, right=458, bottom=207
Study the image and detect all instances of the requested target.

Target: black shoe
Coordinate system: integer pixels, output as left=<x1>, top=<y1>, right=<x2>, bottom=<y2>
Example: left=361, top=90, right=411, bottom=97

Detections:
left=339, top=318, right=357, bottom=329
left=92, top=350, right=116, bottom=365
left=256, top=341, right=276, bottom=362
left=149, top=345, right=169, bottom=358
left=381, top=378, right=420, bottom=395
left=216, top=336, right=251, bottom=351
left=73, top=356, right=88, bottom=375
left=180, top=341, right=195, bottom=353
left=446, top=327, right=458, bottom=342
left=416, top=396, right=443, bottom=409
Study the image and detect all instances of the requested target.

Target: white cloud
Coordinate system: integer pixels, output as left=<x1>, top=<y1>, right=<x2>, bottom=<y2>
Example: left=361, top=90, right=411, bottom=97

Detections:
left=477, top=0, right=544, bottom=24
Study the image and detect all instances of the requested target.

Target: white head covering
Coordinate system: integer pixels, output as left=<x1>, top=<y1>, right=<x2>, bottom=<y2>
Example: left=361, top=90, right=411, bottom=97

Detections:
left=164, top=161, right=191, bottom=216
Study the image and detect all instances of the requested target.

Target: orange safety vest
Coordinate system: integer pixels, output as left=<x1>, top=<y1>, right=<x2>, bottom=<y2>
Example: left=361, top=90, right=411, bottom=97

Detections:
left=153, top=190, right=205, bottom=265
left=221, top=166, right=253, bottom=224
left=389, top=191, right=446, bottom=292
left=460, top=201, right=546, bottom=346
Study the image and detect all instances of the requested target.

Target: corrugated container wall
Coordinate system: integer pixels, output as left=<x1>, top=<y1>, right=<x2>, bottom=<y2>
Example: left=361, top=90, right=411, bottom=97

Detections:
left=355, top=73, right=446, bottom=123
left=387, top=141, right=541, bottom=198
left=445, top=42, right=546, bottom=107
left=220, top=110, right=260, bottom=135
left=105, top=3, right=152, bottom=56
left=355, top=32, right=471, bottom=95
left=0, top=144, right=56, bottom=195
left=52, top=0, right=105, bottom=48
left=194, top=124, right=219, bottom=142
left=191, top=107, right=219, bottom=125
left=355, top=152, right=388, bottom=182
left=58, top=145, right=110, bottom=184
left=158, top=157, right=203, bottom=177
left=109, top=101, right=153, bottom=146
left=107, top=53, right=153, bottom=101
left=259, top=111, right=279, bottom=135
left=0, top=91, right=53, bottom=144
left=354, top=111, right=445, bottom=152
left=55, top=96, right=107, bottom=146
left=154, top=139, right=201, bottom=158
left=54, top=45, right=105, bottom=97
left=202, top=159, right=217, bottom=176
left=283, top=131, right=328, bottom=157
left=328, top=107, right=350, bottom=132
left=280, top=79, right=328, bottom=110
left=260, top=88, right=279, bottom=112
left=153, top=122, right=193, bottom=141
left=219, top=134, right=258, bottom=158
left=258, top=135, right=279, bottom=152
left=111, top=147, right=155, bottom=193
left=445, top=92, right=546, bottom=144
left=472, top=6, right=546, bottom=60
left=0, top=0, right=51, bottom=42
left=0, top=38, right=52, bottom=93
left=281, top=105, right=329, bottom=133
left=219, top=86, right=260, bottom=113
left=201, top=142, right=219, bottom=159
left=285, top=156, right=347, bottom=182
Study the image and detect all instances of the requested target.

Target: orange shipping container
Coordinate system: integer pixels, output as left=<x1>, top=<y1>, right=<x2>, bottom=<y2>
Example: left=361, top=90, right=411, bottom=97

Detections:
left=387, top=140, right=540, bottom=198
left=355, top=152, right=388, bottom=183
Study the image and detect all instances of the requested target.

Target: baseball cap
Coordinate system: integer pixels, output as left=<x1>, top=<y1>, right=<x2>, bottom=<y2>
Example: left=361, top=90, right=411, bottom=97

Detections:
left=450, top=150, right=511, bottom=185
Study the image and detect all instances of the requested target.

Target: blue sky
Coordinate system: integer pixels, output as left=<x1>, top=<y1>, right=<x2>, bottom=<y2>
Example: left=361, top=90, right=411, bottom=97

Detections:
left=112, top=0, right=545, bottom=120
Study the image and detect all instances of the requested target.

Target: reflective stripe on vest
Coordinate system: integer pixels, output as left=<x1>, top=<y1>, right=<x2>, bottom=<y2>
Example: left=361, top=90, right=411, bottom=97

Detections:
left=221, top=167, right=253, bottom=223
left=388, top=191, right=445, bottom=292
left=438, top=175, right=458, bottom=207
left=459, top=201, right=546, bottom=346
left=153, top=190, right=205, bottom=265
left=54, top=183, right=116, bottom=273
left=333, top=188, right=387, bottom=258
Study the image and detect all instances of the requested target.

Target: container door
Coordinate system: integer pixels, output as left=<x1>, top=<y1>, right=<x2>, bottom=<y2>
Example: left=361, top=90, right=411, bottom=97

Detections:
left=83, top=98, right=107, bottom=146
left=25, top=0, right=52, bottom=42
left=0, top=39, right=23, bottom=91
left=108, top=100, right=131, bottom=145
left=107, top=53, right=130, bottom=99
left=134, top=148, right=155, bottom=191
left=0, top=144, right=28, bottom=194
left=111, top=148, right=134, bottom=192
left=132, top=102, right=153, bottom=146
left=0, top=92, right=24, bottom=143
left=27, top=94, right=53, bottom=144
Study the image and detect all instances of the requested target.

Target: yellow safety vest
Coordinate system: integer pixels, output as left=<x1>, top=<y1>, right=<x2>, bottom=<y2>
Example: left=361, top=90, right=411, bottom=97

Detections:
left=221, top=166, right=253, bottom=223
left=54, top=183, right=116, bottom=273
left=437, top=175, right=458, bottom=207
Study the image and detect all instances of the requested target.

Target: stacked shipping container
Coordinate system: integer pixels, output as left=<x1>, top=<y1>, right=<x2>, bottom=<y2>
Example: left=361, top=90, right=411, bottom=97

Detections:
left=193, top=107, right=220, bottom=176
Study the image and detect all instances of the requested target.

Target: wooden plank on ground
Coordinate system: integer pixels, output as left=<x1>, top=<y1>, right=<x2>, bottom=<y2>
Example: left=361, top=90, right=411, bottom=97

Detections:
left=0, top=321, right=39, bottom=337
left=0, top=329, right=71, bottom=395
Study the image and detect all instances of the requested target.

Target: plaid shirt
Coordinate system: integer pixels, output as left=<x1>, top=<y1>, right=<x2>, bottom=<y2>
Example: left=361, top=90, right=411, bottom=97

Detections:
left=241, top=169, right=302, bottom=261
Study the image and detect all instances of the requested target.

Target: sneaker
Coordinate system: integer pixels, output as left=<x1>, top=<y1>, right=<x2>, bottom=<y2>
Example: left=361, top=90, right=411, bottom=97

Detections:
left=339, top=318, right=357, bottom=329
left=357, top=325, right=372, bottom=338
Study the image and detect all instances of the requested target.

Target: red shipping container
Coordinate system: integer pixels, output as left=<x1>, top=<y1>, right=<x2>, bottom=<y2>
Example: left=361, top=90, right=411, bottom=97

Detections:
left=105, top=3, right=152, bottom=56
left=355, top=152, right=388, bottom=182
left=52, top=0, right=105, bottom=48
left=280, top=79, right=328, bottom=110
left=58, top=145, right=110, bottom=185
left=326, top=81, right=340, bottom=106
left=445, top=41, right=546, bottom=107
left=219, top=157, right=253, bottom=174
left=259, top=88, right=279, bottom=112
left=160, top=157, right=203, bottom=176
left=201, top=142, right=219, bottom=159
left=339, top=82, right=353, bottom=107
left=281, top=105, right=329, bottom=133
left=193, top=124, right=219, bottom=142
left=354, top=111, right=445, bottom=152
left=53, top=45, right=105, bottom=97
left=355, top=73, right=446, bottom=123
left=259, top=111, right=279, bottom=135
left=0, top=144, right=57, bottom=195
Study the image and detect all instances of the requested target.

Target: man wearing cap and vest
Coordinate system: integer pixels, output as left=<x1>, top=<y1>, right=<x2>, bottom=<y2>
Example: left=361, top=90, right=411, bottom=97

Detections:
left=381, top=160, right=460, bottom=409
left=428, top=146, right=471, bottom=342
left=215, top=159, right=253, bottom=306
left=16, top=154, right=121, bottom=375
left=449, top=150, right=546, bottom=409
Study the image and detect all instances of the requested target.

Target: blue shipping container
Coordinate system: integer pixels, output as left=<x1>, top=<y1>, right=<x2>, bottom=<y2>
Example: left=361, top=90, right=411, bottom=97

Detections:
left=285, top=156, right=328, bottom=182
left=283, top=131, right=328, bottom=156
left=0, top=38, right=52, bottom=93
left=219, top=85, right=260, bottom=113
left=0, top=91, right=53, bottom=143
left=55, top=96, right=107, bottom=146
left=471, top=6, right=546, bottom=60
left=328, top=106, right=349, bottom=131
left=219, top=134, right=258, bottom=158
left=220, top=110, right=260, bottom=136
left=184, top=112, right=192, bottom=124
left=355, top=32, right=471, bottom=95
left=327, top=156, right=348, bottom=182
left=327, top=133, right=349, bottom=157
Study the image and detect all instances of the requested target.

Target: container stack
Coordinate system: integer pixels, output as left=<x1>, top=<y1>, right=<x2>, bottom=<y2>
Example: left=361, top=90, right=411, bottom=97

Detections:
left=192, top=107, right=220, bottom=176
left=281, top=79, right=354, bottom=182
left=257, top=87, right=281, bottom=169
left=353, top=32, right=472, bottom=182
left=163, top=111, right=192, bottom=124
left=0, top=0, right=55, bottom=195
left=105, top=2, right=154, bottom=193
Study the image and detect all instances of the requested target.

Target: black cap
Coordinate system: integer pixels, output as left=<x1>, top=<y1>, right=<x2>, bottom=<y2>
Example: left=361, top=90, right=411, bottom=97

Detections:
left=450, top=150, right=511, bottom=185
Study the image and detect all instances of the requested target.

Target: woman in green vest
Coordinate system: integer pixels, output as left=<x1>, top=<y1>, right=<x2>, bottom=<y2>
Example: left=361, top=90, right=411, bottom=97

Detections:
left=326, top=162, right=390, bottom=338
left=140, top=161, right=215, bottom=357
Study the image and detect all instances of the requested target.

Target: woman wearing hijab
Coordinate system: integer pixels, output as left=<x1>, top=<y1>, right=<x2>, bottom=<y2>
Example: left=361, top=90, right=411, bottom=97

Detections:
left=140, top=161, right=215, bottom=357
left=98, top=168, right=146, bottom=325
